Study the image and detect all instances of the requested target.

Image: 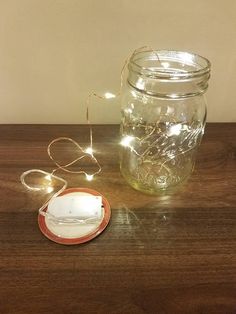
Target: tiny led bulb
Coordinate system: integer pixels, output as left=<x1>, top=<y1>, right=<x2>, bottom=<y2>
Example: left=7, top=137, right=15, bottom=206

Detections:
left=124, top=108, right=132, bottom=114
left=104, top=92, right=116, bottom=99
left=46, top=186, right=54, bottom=193
left=85, top=174, right=94, bottom=181
left=45, top=174, right=52, bottom=181
left=120, top=135, right=134, bottom=147
left=168, top=124, right=182, bottom=136
left=85, top=147, right=93, bottom=155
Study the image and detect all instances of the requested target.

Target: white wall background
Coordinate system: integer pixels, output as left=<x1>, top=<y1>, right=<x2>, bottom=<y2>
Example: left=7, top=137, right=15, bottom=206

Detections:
left=0, top=0, right=235, bottom=123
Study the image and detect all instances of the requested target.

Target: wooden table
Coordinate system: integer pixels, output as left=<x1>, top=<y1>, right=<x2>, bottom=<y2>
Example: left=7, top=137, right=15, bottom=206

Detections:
left=0, top=124, right=236, bottom=314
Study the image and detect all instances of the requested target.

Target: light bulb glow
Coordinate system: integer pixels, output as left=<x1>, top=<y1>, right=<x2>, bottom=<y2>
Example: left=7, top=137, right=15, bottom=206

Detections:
left=104, top=92, right=116, bottom=99
left=85, top=147, right=93, bottom=155
left=120, top=135, right=135, bottom=147
left=124, top=108, right=133, bottom=114
left=168, top=124, right=182, bottom=136
left=45, top=174, right=52, bottom=181
left=46, top=186, right=54, bottom=193
left=85, top=174, right=94, bottom=181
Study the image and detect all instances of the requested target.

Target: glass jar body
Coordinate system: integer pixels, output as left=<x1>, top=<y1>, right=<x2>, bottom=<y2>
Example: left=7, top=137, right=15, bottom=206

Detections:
left=120, top=50, right=210, bottom=194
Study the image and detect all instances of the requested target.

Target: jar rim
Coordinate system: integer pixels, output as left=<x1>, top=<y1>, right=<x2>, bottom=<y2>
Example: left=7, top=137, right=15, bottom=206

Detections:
left=129, top=50, right=211, bottom=79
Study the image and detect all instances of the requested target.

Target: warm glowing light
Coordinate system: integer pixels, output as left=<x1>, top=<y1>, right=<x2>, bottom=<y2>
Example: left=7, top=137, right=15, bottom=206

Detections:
left=46, top=186, right=54, bottom=193
left=104, top=92, right=116, bottom=99
left=45, top=174, right=52, bottom=181
left=168, top=124, right=182, bottom=136
left=120, top=135, right=134, bottom=147
left=85, top=147, right=93, bottom=155
left=85, top=174, right=94, bottom=181
left=169, top=93, right=179, bottom=99
left=125, top=108, right=132, bottom=114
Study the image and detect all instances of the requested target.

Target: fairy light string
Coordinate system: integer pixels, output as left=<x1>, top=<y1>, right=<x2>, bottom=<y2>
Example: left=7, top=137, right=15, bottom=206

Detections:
left=21, top=47, right=157, bottom=177
left=21, top=46, right=202, bottom=216
left=20, top=92, right=103, bottom=223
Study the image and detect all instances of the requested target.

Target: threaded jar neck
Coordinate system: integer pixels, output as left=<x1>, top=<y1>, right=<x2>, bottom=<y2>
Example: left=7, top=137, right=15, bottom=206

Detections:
left=127, top=50, right=211, bottom=99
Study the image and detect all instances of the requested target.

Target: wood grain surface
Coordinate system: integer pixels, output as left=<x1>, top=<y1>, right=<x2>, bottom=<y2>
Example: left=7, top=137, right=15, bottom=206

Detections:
left=0, top=124, right=235, bottom=314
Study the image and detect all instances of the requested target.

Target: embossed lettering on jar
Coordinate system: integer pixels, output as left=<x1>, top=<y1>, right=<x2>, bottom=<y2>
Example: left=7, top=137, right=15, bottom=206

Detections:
left=120, top=50, right=211, bottom=194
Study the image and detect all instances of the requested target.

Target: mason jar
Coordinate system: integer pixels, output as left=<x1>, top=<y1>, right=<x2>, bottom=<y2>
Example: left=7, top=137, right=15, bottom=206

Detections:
left=120, top=50, right=211, bottom=194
